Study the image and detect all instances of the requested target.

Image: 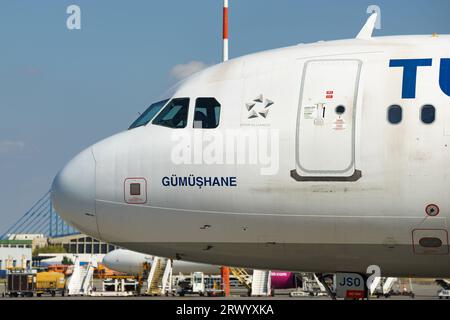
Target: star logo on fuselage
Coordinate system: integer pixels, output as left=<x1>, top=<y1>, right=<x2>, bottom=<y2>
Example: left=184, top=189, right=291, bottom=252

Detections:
left=245, top=94, right=275, bottom=120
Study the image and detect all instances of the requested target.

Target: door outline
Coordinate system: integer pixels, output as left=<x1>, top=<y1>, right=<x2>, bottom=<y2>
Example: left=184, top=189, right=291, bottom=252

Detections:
left=292, top=59, right=363, bottom=182
left=124, top=177, right=148, bottom=204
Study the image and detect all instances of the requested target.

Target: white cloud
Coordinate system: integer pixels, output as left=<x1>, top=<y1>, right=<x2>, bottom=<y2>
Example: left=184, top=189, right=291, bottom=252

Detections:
left=0, top=140, right=26, bottom=155
left=170, top=61, right=209, bottom=80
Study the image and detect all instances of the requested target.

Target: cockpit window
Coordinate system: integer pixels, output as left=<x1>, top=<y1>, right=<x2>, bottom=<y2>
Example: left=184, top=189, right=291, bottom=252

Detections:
left=152, top=98, right=190, bottom=128
left=129, top=99, right=169, bottom=130
left=193, top=98, right=221, bottom=129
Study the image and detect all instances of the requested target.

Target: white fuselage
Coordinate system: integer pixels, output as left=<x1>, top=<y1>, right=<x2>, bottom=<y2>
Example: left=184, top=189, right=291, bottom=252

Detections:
left=52, top=35, right=450, bottom=278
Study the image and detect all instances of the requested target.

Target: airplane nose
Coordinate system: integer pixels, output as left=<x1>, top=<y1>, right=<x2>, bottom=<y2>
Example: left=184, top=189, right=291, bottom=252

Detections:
left=101, top=252, right=116, bottom=271
left=51, top=147, right=100, bottom=238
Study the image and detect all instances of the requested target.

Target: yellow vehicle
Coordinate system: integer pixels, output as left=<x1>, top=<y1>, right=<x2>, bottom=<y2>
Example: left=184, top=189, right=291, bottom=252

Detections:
left=35, top=272, right=66, bottom=297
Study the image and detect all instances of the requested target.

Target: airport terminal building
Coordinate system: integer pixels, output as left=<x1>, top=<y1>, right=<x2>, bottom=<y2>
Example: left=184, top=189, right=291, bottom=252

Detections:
left=37, top=234, right=121, bottom=265
left=0, top=240, right=32, bottom=278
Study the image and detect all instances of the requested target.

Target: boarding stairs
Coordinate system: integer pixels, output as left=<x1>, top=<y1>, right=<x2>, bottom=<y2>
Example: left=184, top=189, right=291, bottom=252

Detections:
left=146, top=257, right=172, bottom=296
left=68, top=257, right=96, bottom=296
left=370, top=277, right=398, bottom=296
left=382, top=277, right=398, bottom=295
left=251, top=270, right=272, bottom=296
left=229, top=268, right=252, bottom=289
left=369, top=277, right=382, bottom=295
left=436, top=279, right=450, bottom=290
left=290, top=273, right=333, bottom=297
left=313, top=273, right=328, bottom=293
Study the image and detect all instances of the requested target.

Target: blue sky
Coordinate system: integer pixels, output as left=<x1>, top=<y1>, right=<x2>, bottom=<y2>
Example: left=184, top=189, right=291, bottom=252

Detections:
left=1, top=0, right=449, bottom=232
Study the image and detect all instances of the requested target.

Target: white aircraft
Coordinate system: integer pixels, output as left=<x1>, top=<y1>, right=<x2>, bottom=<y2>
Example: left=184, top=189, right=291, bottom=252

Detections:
left=52, top=14, right=450, bottom=280
left=103, top=249, right=220, bottom=275
left=103, top=249, right=297, bottom=290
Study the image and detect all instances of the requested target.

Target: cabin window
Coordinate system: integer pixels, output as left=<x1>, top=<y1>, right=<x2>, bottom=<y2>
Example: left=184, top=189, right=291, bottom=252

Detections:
left=421, top=105, right=436, bottom=124
left=387, top=105, right=402, bottom=124
left=129, top=99, right=169, bottom=130
left=193, top=98, right=221, bottom=129
left=130, top=183, right=141, bottom=196
left=335, top=105, right=346, bottom=115
left=153, top=98, right=190, bottom=128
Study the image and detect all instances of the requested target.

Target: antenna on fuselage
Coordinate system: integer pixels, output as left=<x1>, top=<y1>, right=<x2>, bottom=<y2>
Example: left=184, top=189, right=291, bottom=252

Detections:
left=223, top=0, right=229, bottom=62
left=356, top=12, right=377, bottom=40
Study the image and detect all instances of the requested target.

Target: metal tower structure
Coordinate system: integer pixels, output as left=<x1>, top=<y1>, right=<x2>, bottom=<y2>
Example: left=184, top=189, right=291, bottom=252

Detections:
left=1, top=190, right=80, bottom=239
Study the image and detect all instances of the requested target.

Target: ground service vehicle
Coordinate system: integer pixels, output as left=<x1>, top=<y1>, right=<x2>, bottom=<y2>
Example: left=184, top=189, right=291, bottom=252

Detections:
left=7, top=271, right=35, bottom=298
left=35, top=272, right=66, bottom=297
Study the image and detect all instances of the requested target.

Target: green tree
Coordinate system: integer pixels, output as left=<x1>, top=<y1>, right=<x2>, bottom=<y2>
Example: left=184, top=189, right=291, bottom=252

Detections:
left=61, top=256, right=73, bottom=265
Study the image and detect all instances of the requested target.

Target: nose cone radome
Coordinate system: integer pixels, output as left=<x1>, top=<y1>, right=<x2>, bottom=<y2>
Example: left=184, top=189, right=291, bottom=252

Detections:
left=51, top=147, right=99, bottom=238
left=101, top=250, right=118, bottom=269
left=102, top=249, right=152, bottom=275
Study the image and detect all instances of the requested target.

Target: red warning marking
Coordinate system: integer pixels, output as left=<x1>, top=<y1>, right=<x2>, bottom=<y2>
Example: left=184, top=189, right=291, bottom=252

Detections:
left=334, top=118, right=345, bottom=130
left=326, top=90, right=334, bottom=99
left=346, top=290, right=365, bottom=299
left=425, top=204, right=440, bottom=217
left=223, top=7, right=229, bottom=39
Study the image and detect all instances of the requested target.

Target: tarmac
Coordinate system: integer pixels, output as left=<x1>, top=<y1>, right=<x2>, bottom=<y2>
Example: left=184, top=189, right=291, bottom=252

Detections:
left=0, top=279, right=444, bottom=300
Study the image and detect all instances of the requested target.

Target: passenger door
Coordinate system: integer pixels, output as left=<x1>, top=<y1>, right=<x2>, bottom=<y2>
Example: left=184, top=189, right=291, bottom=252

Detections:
left=294, top=59, right=362, bottom=181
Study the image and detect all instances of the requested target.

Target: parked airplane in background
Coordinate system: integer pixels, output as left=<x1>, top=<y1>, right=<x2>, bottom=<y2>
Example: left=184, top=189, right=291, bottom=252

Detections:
left=52, top=13, right=450, bottom=283
left=103, top=249, right=221, bottom=275
left=103, top=249, right=297, bottom=289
